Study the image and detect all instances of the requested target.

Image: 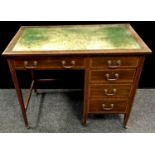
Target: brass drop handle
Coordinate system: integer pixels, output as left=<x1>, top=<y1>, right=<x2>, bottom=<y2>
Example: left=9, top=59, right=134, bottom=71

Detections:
left=107, top=60, right=121, bottom=68
left=24, top=61, right=38, bottom=69
left=104, top=88, right=117, bottom=96
left=61, top=60, right=75, bottom=69
left=102, top=104, right=114, bottom=110
left=105, top=73, right=119, bottom=81
left=33, top=61, right=38, bottom=66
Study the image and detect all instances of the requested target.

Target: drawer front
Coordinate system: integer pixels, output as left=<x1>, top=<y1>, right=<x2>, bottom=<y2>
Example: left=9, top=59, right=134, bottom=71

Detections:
left=89, top=99, right=128, bottom=113
left=14, top=57, right=85, bottom=70
left=90, top=57, right=139, bottom=68
left=89, top=69, right=136, bottom=83
left=89, top=84, right=132, bottom=98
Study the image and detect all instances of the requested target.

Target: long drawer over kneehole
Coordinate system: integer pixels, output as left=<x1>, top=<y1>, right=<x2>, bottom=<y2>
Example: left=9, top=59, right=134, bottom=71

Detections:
left=14, top=57, right=85, bottom=70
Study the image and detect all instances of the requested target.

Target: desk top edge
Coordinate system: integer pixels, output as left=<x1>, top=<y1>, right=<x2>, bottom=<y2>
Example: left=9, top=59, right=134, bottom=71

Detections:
left=2, top=24, right=152, bottom=56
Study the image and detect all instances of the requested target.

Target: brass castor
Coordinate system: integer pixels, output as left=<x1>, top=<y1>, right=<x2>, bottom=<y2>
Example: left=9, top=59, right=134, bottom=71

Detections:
left=26, top=125, right=30, bottom=129
left=82, top=120, right=88, bottom=127
left=124, top=125, right=128, bottom=129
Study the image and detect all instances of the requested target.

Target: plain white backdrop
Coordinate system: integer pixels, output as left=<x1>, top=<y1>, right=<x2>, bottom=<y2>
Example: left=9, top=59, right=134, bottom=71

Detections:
left=0, top=0, right=154, bottom=21
left=0, top=133, right=155, bottom=155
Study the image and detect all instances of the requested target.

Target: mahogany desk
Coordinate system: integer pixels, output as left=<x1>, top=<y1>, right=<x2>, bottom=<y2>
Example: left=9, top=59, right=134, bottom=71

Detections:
left=2, top=24, right=151, bottom=128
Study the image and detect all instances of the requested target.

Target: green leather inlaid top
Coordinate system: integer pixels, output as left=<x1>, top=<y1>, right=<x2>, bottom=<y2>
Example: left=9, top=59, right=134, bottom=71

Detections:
left=13, top=25, right=141, bottom=51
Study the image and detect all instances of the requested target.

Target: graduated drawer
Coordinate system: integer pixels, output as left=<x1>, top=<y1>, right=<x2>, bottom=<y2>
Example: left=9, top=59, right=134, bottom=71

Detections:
left=89, top=84, right=132, bottom=98
left=90, top=56, right=139, bottom=69
left=89, top=69, right=136, bottom=83
left=14, top=57, right=85, bottom=70
left=89, top=99, right=128, bottom=113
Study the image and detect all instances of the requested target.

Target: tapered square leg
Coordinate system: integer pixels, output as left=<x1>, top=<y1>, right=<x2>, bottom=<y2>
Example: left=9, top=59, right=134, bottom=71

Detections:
left=123, top=113, right=129, bottom=129
left=31, top=70, right=37, bottom=93
left=82, top=114, right=88, bottom=126
left=8, top=60, right=29, bottom=128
